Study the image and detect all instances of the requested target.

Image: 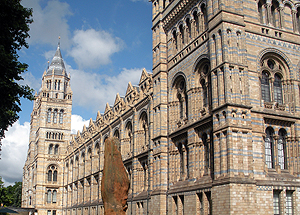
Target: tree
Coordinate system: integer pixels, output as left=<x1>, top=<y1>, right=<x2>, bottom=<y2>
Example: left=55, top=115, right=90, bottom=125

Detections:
left=0, top=177, right=22, bottom=207
left=0, top=0, right=34, bottom=141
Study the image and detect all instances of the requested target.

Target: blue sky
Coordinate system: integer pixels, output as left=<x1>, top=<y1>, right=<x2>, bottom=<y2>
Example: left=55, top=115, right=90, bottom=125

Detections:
left=0, top=0, right=152, bottom=186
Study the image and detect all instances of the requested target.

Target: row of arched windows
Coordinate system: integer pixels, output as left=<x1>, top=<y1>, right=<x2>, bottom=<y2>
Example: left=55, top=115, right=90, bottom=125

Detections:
left=47, top=108, right=64, bottom=124
left=46, top=80, right=61, bottom=90
left=172, top=4, right=208, bottom=51
left=46, top=132, right=63, bottom=140
left=265, top=127, right=287, bottom=169
left=258, top=0, right=300, bottom=33
left=48, top=144, right=59, bottom=155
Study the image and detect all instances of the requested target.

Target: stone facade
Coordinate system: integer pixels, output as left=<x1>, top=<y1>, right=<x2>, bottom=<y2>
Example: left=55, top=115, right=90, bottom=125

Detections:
left=22, top=0, right=300, bottom=214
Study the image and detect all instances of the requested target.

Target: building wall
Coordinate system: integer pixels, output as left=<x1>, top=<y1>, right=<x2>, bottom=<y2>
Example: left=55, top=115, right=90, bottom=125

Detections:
left=22, top=0, right=300, bottom=214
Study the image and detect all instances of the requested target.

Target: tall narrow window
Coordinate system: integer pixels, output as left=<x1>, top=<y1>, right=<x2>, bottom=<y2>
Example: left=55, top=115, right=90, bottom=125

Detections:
left=193, top=11, right=199, bottom=34
left=53, top=170, right=57, bottom=182
left=47, top=190, right=52, bottom=203
left=59, top=110, right=63, bottom=124
left=273, top=190, right=280, bottom=215
left=274, top=74, right=282, bottom=104
left=52, top=190, right=57, bottom=203
left=53, top=109, right=58, bottom=123
left=278, top=129, right=286, bottom=169
left=58, top=80, right=60, bottom=90
left=297, top=8, right=300, bottom=33
left=202, top=81, right=208, bottom=107
left=47, top=109, right=51, bottom=123
left=261, top=71, right=271, bottom=102
left=265, top=127, right=274, bottom=168
left=48, top=170, right=52, bottom=181
left=52, top=210, right=56, bottom=215
left=48, top=144, right=53, bottom=154
left=48, top=210, right=51, bottom=215
left=286, top=191, right=293, bottom=215
left=54, top=145, right=59, bottom=155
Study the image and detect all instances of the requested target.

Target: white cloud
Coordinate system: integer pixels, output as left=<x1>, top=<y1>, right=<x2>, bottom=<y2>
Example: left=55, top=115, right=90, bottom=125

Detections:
left=68, top=65, right=143, bottom=112
left=69, top=29, right=124, bottom=69
left=19, top=71, right=41, bottom=92
left=71, top=115, right=89, bottom=134
left=22, top=0, right=72, bottom=47
left=0, top=114, right=89, bottom=186
left=0, top=121, right=30, bottom=186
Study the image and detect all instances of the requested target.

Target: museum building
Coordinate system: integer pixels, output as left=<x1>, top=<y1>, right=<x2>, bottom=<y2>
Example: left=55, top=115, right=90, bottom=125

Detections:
left=22, top=0, right=300, bottom=214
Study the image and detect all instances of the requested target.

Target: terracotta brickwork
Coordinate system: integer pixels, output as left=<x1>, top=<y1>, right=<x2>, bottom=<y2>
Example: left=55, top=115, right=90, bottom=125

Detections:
left=22, top=0, right=300, bottom=214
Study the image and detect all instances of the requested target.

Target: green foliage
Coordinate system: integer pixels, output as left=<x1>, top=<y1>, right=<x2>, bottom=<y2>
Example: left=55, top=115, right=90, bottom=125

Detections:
left=0, top=177, right=22, bottom=207
left=0, top=0, right=34, bottom=139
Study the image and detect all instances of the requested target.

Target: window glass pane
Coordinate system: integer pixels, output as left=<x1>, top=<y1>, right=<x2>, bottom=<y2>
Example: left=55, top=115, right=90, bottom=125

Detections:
left=265, top=136, right=273, bottom=168
left=47, top=110, right=51, bottom=123
left=286, top=191, right=293, bottom=215
left=53, top=171, right=57, bottom=182
left=278, top=130, right=286, bottom=169
left=274, top=74, right=282, bottom=104
left=53, top=210, right=56, bottom=215
left=48, top=210, right=51, bottom=215
left=261, top=71, right=270, bottom=102
left=273, top=191, right=280, bottom=215
left=48, top=170, right=52, bottom=181
left=52, top=190, right=57, bottom=203
left=47, top=190, right=51, bottom=203
left=53, top=110, right=57, bottom=123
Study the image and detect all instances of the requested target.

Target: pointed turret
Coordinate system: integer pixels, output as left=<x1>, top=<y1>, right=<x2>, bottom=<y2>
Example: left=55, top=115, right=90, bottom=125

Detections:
left=46, top=44, right=67, bottom=77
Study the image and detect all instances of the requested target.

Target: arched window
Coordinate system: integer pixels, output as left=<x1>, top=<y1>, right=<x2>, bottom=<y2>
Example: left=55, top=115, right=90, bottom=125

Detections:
left=186, top=18, right=191, bottom=39
left=173, top=76, right=188, bottom=120
left=53, top=109, right=58, bottom=123
left=59, top=110, right=63, bottom=124
left=274, top=74, right=282, bottom=104
left=47, top=109, right=52, bottom=123
left=47, top=190, right=52, bottom=203
left=297, top=8, right=300, bottom=33
left=172, top=30, right=177, bottom=50
left=179, top=24, right=184, bottom=46
left=113, top=129, right=120, bottom=139
left=48, top=170, right=52, bottom=181
left=260, top=56, right=286, bottom=105
left=193, top=11, right=199, bottom=34
left=54, top=145, right=59, bottom=155
left=52, top=190, right=57, bottom=203
left=48, top=144, right=53, bottom=154
left=201, top=4, right=208, bottom=30
left=271, top=0, right=280, bottom=27
left=265, top=127, right=274, bottom=168
left=278, top=129, right=287, bottom=169
left=261, top=71, right=271, bottom=102
left=47, top=165, right=58, bottom=182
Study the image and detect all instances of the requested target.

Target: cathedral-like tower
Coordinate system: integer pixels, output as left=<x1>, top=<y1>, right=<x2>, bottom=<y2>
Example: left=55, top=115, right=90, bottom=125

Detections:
left=22, top=44, right=72, bottom=215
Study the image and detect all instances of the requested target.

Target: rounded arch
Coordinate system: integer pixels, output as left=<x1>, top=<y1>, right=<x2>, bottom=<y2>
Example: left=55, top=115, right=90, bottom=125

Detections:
left=192, top=54, right=210, bottom=73
left=125, top=120, right=133, bottom=139
left=257, top=49, right=293, bottom=76
left=171, top=72, right=187, bottom=88
left=191, top=6, right=199, bottom=16
left=139, top=111, right=148, bottom=130
left=113, top=128, right=120, bottom=139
